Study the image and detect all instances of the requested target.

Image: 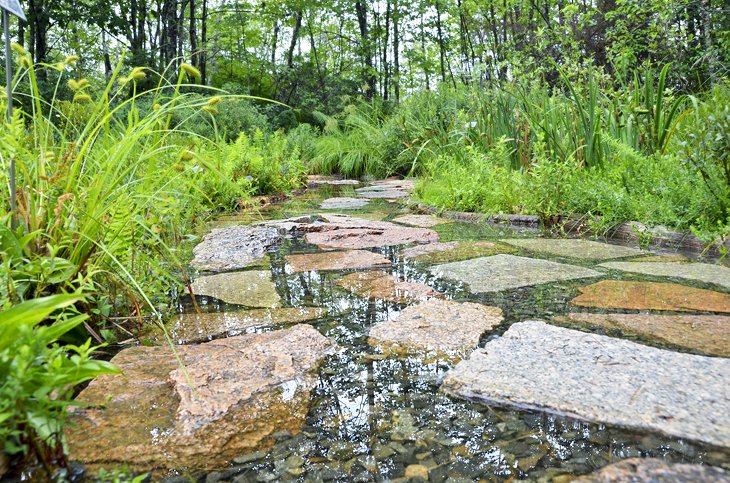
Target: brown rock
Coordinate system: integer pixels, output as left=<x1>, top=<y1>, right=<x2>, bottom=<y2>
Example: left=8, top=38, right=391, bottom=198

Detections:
left=574, top=458, right=730, bottom=482
left=319, top=197, right=369, bottom=209
left=392, top=215, right=450, bottom=227
left=556, top=312, right=730, bottom=357
left=369, top=300, right=503, bottom=362
left=286, top=250, right=391, bottom=272
left=571, top=280, right=730, bottom=313
left=338, top=271, right=442, bottom=303
left=149, top=307, right=327, bottom=344
left=404, top=464, right=430, bottom=480
left=401, top=241, right=516, bottom=264
left=66, top=325, right=337, bottom=472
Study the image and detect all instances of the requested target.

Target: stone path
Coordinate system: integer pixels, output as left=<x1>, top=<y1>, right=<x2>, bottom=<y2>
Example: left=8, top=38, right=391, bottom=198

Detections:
left=391, top=214, right=450, bottom=227
left=575, top=458, right=730, bottom=482
left=442, top=321, right=730, bottom=448
left=572, top=280, right=730, bottom=313
left=319, top=197, right=369, bottom=209
left=502, top=238, right=644, bottom=260
left=432, top=254, right=601, bottom=292
left=191, top=270, right=281, bottom=307
left=368, top=300, right=503, bottom=362
left=401, top=241, right=516, bottom=264
left=67, top=325, right=338, bottom=471
left=306, top=175, right=360, bottom=186
left=191, top=225, right=281, bottom=272
left=337, top=271, right=441, bottom=303
left=555, top=312, right=730, bottom=357
left=285, top=250, right=391, bottom=272
left=600, top=260, right=730, bottom=289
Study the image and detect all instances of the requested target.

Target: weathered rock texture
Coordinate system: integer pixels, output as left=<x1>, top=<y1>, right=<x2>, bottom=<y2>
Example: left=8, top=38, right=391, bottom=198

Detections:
left=319, top=197, right=369, bottom=210
left=356, top=189, right=409, bottom=199
left=401, top=241, right=516, bottom=264
left=337, top=271, right=441, bottom=303
left=191, top=226, right=281, bottom=272
left=502, top=238, right=643, bottom=260
left=392, top=215, right=449, bottom=227
left=600, top=261, right=730, bottom=289
left=555, top=312, right=730, bottom=357
left=571, top=280, right=730, bottom=313
left=151, top=308, right=327, bottom=344
left=442, top=321, right=730, bottom=448
left=307, top=175, right=360, bottom=186
left=631, top=254, right=690, bottom=262
left=191, top=270, right=281, bottom=307
left=575, top=458, right=730, bottom=482
left=67, top=325, right=338, bottom=471
left=286, top=250, right=391, bottom=273
left=432, top=254, right=601, bottom=293
left=369, top=300, right=503, bottom=361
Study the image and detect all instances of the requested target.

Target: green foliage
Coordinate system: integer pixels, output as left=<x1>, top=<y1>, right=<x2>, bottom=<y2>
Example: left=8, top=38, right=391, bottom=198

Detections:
left=0, top=295, right=118, bottom=463
left=171, top=94, right=269, bottom=142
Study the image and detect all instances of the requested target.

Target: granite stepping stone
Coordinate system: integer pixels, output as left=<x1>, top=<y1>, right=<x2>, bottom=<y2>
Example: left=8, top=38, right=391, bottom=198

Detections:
left=319, top=197, right=369, bottom=210
left=337, top=270, right=441, bottom=303
left=441, top=320, right=730, bottom=448
left=401, top=241, right=516, bottom=264
left=368, top=299, right=503, bottom=362
left=600, top=261, right=730, bottom=289
left=502, top=238, right=644, bottom=261
left=431, top=254, right=601, bottom=293
left=285, top=250, right=391, bottom=272
left=191, top=270, right=281, bottom=307
left=355, top=189, right=409, bottom=199
left=571, top=280, right=730, bottom=313
left=554, top=312, right=730, bottom=357
left=191, top=225, right=281, bottom=272
left=392, top=215, right=450, bottom=227
left=307, top=175, right=360, bottom=186
left=575, top=458, right=730, bottom=482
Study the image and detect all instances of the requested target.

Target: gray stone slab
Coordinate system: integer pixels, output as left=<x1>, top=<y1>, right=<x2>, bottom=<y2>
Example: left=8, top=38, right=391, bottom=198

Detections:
left=319, top=197, right=369, bottom=210
left=191, top=270, right=280, bottom=307
left=600, top=261, right=730, bottom=289
left=502, top=238, right=644, bottom=260
left=191, top=226, right=281, bottom=272
left=431, top=254, right=601, bottom=293
left=575, top=458, right=730, bottom=482
left=442, top=321, right=730, bottom=448
left=356, top=189, right=409, bottom=199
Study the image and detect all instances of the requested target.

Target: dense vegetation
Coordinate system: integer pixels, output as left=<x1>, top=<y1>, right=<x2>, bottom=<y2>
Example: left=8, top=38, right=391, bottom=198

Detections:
left=0, top=0, right=728, bottom=476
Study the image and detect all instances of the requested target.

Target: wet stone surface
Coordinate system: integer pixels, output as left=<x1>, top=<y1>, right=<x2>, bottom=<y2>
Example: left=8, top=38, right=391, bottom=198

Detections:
left=554, top=312, right=730, bottom=357
left=575, top=458, right=730, bottom=482
left=502, top=238, right=645, bottom=260
left=285, top=250, right=391, bottom=272
left=600, top=260, right=730, bottom=289
left=337, top=270, right=442, bottom=303
left=401, top=240, right=517, bottom=264
left=319, top=197, right=370, bottom=210
left=191, top=270, right=281, bottom=307
left=191, top=225, right=282, bottom=272
left=442, top=321, right=730, bottom=448
left=432, top=254, right=602, bottom=292
left=392, top=214, right=450, bottom=227
left=572, top=280, right=730, bottom=313
left=307, top=175, right=361, bottom=187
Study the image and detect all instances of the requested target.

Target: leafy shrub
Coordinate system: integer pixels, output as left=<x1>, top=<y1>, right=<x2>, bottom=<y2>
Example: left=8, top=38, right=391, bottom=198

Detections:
left=171, top=94, right=269, bottom=141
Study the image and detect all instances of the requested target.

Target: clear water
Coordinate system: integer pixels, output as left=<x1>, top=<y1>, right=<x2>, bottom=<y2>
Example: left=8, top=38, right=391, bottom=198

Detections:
left=167, top=184, right=730, bottom=482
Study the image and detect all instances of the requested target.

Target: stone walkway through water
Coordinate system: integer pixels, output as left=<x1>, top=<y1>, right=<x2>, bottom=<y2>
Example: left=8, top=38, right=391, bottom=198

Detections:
left=66, top=176, right=730, bottom=481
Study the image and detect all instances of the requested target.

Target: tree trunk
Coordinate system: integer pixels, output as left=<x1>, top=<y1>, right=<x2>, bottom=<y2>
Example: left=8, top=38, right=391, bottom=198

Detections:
left=200, top=0, right=207, bottom=83
left=435, top=0, right=447, bottom=84
left=393, top=0, right=400, bottom=102
left=287, top=10, right=302, bottom=68
left=355, top=1, right=376, bottom=98
left=190, top=0, right=199, bottom=74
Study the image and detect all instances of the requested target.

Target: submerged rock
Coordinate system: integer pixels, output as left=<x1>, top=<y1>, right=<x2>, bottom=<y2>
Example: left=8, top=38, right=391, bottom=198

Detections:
left=285, top=250, right=391, bottom=272
left=555, top=312, right=730, bottom=357
left=356, top=188, right=409, bottom=199
left=337, top=270, right=441, bottom=303
left=571, top=280, right=730, bottom=313
left=307, top=175, right=360, bottom=186
left=502, top=238, right=644, bottom=261
left=191, top=270, right=281, bottom=307
left=67, top=325, right=338, bottom=472
left=575, top=458, right=730, bottom=482
left=191, top=226, right=282, bottom=272
left=150, top=307, right=327, bottom=344
left=319, top=197, right=369, bottom=210
left=599, top=261, right=730, bottom=289
left=368, top=300, right=503, bottom=362
left=630, top=254, right=690, bottom=262
left=432, top=254, right=601, bottom=293
left=441, top=321, right=730, bottom=448
left=303, top=214, right=439, bottom=250
left=401, top=241, right=516, bottom=264
left=392, top=215, right=449, bottom=227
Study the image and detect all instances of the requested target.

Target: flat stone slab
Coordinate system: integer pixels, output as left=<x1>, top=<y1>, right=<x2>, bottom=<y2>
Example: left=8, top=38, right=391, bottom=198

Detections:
left=67, top=325, right=338, bottom=471
left=152, top=308, right=327, bottom=344
left=575, top=458, right=730, bottom=482
left=191, top=226, right=281, bottom=272
left=369, top=300, right=503, bottom=362
left=571, top=280, right=730, bottom=313
left=441, top=320, right=730, bottom=448
left=319, top=197, right=369, bottom=210
left=431, top=254, right=601, bottom=293
left=285, top=250, right=391, bottom=272
left=356, top=189, right=409, bottom=199
left=401, top=241, right=517, bottom=264
left=392, top=214, right=450, bottom=227
left=307, top=175, right=360, bottom=186
left=502, top=238, right=644, bottom=260
left=301, top=214, right=439, bottom=250
left=600, top=261, right=730, bottom=289
left=555, top=312, right=730, bottom=357
left=631, top=254, right=690, bottom=262
left=191, top=270, right=280, bottom=307
left=337, top=271, right=441, bottom=303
